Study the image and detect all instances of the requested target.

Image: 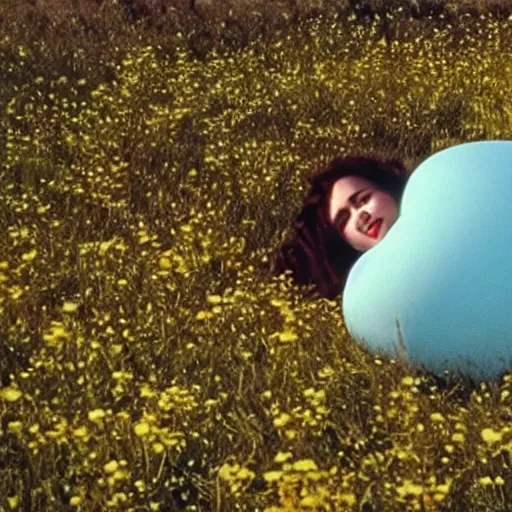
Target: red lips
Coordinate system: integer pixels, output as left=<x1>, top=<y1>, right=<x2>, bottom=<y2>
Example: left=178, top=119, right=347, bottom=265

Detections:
left=367, top=218, right=382, bottom=238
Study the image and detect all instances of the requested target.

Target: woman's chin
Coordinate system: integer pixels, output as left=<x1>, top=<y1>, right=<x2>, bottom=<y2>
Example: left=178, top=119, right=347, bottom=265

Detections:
left=367, top=238, right=380, bottom=250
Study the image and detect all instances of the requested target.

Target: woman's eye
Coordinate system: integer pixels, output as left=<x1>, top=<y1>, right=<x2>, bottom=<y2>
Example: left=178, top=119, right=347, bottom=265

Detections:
left=359, top=192, right=371, bottom=205
left=339, top=210, right=349, bottom=229
left=337, top=192, right=371, bottom=232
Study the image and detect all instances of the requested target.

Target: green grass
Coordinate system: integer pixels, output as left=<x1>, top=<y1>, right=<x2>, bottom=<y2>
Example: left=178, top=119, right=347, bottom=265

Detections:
left=1, top=3, right=512, bottom=511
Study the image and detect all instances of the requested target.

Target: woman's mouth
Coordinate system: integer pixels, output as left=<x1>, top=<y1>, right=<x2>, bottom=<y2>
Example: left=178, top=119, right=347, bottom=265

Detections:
left=367, top=218, right=383, bottom=238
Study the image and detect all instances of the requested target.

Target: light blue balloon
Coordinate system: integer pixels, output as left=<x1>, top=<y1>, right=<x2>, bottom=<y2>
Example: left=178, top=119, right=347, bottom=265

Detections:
left=342, top=140, right=512, bottom=381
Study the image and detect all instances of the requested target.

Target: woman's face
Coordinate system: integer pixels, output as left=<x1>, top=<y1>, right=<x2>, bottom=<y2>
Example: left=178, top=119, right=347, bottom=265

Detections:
left=327, top=175, right=399, bottom=252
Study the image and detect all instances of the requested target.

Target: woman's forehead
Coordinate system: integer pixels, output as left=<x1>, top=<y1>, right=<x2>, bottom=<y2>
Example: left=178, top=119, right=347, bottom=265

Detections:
left=328, top=176, right=375, bottom=222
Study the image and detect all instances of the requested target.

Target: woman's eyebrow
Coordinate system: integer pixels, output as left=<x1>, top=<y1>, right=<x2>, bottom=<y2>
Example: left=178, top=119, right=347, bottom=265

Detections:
left=333, top=187, right=370, bottom=228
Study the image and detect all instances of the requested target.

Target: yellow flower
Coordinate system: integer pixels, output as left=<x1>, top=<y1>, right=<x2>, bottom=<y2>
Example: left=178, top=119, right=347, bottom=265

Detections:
left=43, top=323, right=71, bottom=346
left=479, top=476, right=494, bottom=486
left=396, top=480, right=424, bottom=497
left=436, top=481, right=451, bottom=494
left=206, top=294, right=222, bottom=305
left=21, top=249, right=37, bottom=261
left=1, top=387, right=23, bottom=402
left=152, top=443, right=165, bottom=454
left=88, top=409, right=106, bottom=422
left=292, top=459, right=318, bottom=472
left=263, top=471, right=283, bottom=482
left=140, top=384, right=156, bottom=398
left=69, top=496, right=82, bottom=506
left=451, top=432, right=465, bottom=443
left=236, top=467, right=254, bottom=480
left=430, top=412, right=445, bottom=423
left=301, top=495, right=326, bottom=507
left=112, top=470, right=129, bottom=481
left=318, top=366, right=334, bottom=378
left=218, top=462, right=238, bottom=480
left=62, top=301, right=79, bottom=313
left=8, top=421, right=23, bottom=434
left=134, top=422, right=151, bottom=437
left=196, top=310, right=213, bottom=320
left=339, top=493, right=356, bottom=506
left=159, top=257, right=172, bottom=270
left=7, top=496, right=19, bottom=509
left=401, top=376, right=414, bottom=386
left=273, top=413, right=292, bottom=428
left=274, top=451, right=293, bottom=463
left=278, top=330, right=298, bottom=343
left=104, top=460, right=119, bottom=473
left=73, top=426, right=88, bottom=438
left=481, top=428, right=502, bottom=445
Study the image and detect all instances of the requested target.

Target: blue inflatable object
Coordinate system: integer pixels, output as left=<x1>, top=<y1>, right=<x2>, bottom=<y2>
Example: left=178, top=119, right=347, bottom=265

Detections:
left=342, top=140, right=512, bottom=381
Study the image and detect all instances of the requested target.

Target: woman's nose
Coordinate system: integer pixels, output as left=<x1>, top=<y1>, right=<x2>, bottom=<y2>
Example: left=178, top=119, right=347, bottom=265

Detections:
left=357, top=210, right=370, bottom=229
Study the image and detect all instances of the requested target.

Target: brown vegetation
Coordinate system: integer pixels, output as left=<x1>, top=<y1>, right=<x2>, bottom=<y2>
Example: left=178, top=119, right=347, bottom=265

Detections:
left=1, top=2, right=512, bottom=511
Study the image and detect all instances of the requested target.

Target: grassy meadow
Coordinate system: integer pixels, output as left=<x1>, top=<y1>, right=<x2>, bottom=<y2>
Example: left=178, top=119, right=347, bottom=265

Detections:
left=2, top=2, right=512, bottom=511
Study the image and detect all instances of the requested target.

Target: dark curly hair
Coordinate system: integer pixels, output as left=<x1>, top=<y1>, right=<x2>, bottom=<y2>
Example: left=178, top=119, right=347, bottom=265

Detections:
left=270, top=155, right=410, bottom=301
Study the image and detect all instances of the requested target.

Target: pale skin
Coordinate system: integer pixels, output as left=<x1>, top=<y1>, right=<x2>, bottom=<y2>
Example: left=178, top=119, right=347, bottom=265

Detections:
left=328, top=175, right=400, bottom=252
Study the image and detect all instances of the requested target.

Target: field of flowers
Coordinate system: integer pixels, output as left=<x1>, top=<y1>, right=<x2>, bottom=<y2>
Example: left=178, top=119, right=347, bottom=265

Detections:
left=2, top=2, right=512, bottom=511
